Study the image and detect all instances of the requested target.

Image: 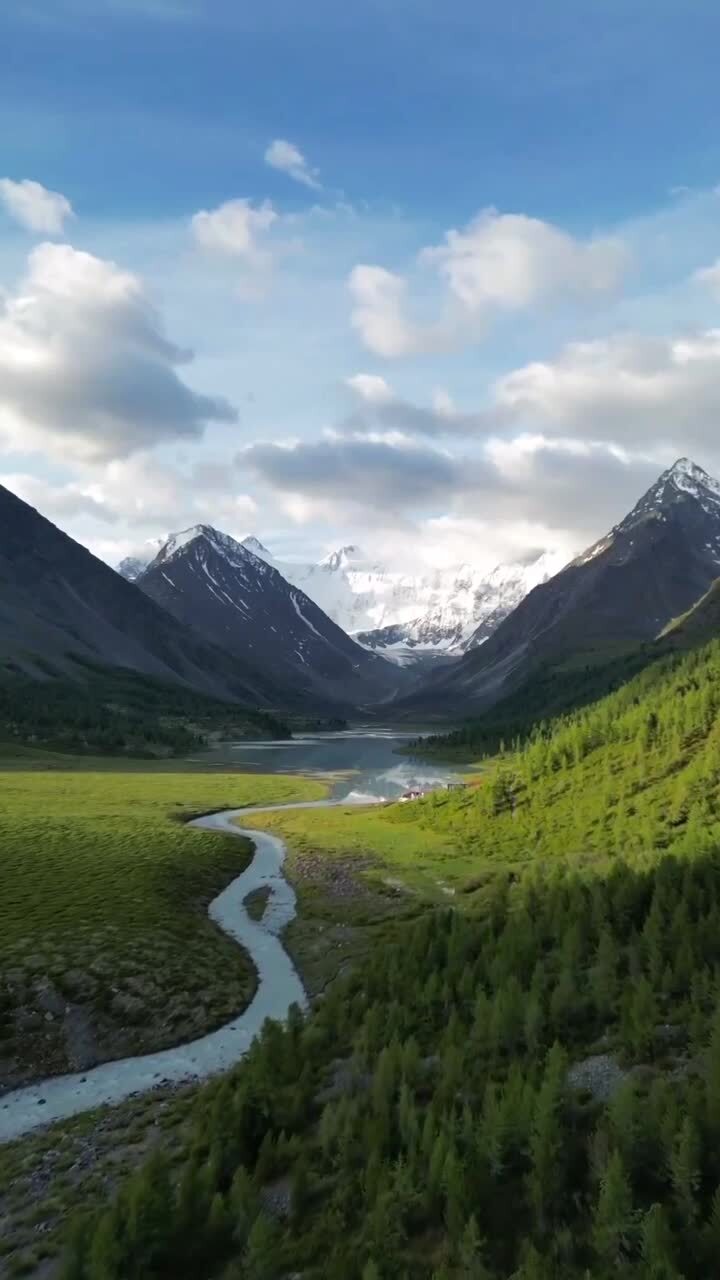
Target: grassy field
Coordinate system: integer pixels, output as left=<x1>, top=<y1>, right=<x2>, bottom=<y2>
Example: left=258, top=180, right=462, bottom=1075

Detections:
left=237, top=801, right=467, bottom=999
left=0, top=768, right=325, bottom=1090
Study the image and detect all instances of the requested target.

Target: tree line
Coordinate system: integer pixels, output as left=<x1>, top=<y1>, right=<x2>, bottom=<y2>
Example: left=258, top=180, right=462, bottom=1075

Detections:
left=61, top=636, right=720, bottom=1276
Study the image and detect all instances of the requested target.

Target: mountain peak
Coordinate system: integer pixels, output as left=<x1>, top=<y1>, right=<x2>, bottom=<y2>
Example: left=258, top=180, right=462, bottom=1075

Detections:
left=626, top=457, right=720, bottom=525
left=241, top=535, right=272, bottom=558
left=152, top=525, right=250, bottom=570
left=319, top=544, right=363, bottom=572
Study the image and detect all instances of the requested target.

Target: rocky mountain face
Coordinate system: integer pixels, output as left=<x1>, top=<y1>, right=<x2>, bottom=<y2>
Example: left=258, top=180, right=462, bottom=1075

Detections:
left=119, top=535, right=566, bottom=663
left=0, top=485, right=278, bottom=704
left=136, top=526, right=403, bottom=709
left=406, top=458, right=720, bottom=712
left=237, top=539, right=566, bottom=661
left=116, top=551, right=160, bottom=583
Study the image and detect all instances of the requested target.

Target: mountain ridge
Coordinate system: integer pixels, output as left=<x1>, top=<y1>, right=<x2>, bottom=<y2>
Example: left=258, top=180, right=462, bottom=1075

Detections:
left=400, top=457, right=720, bottom=714
left=0, top=485, right=281, bottom=706
left=136, top=525, right=403, bottom=709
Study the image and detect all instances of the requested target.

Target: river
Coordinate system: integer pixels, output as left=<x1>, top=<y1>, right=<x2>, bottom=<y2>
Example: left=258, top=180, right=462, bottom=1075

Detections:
left=0, top=727, right=464, bottom=1143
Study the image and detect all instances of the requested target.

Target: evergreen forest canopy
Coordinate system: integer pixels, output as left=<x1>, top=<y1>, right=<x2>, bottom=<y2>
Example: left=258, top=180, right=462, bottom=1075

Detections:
left=0, top=659, right=289, bottom=757
left=62, top=636, right=720, bottom=1278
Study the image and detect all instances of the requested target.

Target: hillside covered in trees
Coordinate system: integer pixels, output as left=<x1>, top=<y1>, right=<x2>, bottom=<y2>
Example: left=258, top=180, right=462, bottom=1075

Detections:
left=0, top=661, right=289, bottom=757
left=61, top=637, right=720, bottom=1277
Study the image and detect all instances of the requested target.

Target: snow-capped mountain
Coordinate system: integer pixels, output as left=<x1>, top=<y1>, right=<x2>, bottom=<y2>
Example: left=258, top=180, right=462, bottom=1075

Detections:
left=135, top=525, right=404, bottom=709
left=117, top=539, right=164, bottom=582
left=0, top=489, right=278, bottom=704
left=404, top=457, right=720, bottom=713
left=241, top=538, right=567, bottom=659
left=355, top=552, right=568, bottom=658
left=117, top=554, right=153, bottom=582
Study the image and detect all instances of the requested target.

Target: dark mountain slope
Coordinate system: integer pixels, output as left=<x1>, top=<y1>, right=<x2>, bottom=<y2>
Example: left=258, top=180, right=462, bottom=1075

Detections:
left=136, top=526, right=404, bottom=708
left=0, top=484, right=280, bottom=704
left=402, top=458, right=720, bottom=714
left=661, top=576, right=720, bottom=648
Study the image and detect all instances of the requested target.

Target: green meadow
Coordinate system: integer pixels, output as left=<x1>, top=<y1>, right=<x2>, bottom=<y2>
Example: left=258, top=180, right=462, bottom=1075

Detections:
left=0, top=767, right=325, bottom=1088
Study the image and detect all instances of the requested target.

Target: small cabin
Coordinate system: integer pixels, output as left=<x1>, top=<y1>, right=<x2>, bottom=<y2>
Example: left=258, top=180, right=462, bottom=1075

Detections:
left=446, top=781, right=466, bottom=791
left=399, top=788, right=424, bottom=803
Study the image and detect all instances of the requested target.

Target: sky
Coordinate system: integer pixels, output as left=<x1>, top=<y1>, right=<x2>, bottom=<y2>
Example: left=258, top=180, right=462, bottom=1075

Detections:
left=2, top=0, right=720, bottom=572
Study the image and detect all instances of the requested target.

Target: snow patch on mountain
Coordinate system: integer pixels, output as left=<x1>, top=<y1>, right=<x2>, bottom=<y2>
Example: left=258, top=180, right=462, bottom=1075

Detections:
left=242, top=539, right=568, bottom=655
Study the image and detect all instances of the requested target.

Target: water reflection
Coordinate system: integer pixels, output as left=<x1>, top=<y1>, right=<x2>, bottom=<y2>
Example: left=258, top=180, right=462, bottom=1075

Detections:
left=202, top=726, right=467, bottom=801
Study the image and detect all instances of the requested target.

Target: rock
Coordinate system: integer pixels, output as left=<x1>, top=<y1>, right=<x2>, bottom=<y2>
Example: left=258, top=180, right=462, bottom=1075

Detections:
left=567, top=1054, right=626, bottom=1102
left=260, top=1177, right=292, bottom=1219
left=34, top=980, right=66, bottom=1017
left=64, top=1006, right=99, bottom=1071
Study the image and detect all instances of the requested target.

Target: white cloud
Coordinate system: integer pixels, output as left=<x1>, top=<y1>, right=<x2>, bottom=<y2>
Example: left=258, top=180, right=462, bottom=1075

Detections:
left=490, top=329, right=720, bottom=450
left=191, top=197, right=282, bottom=297
left=1, top=472, right=119, bottom=523
left=264, top=139, right=321, bottom=190
left=350, top=208, right=629, bottom=358
left=0, top=241, right=235, bottom=462
left=191, top=197, right=277, bottom=262
left=348, top=265, right=451, bottom=358
left=345, top=373, right=394, bottom=404
left=422, top=209, right=627, bottom=312
left=694, top=258, right=720, bottom=296
left=0, top=178, right=74, bottom=234
left=84, top=454, right=258, bottom=528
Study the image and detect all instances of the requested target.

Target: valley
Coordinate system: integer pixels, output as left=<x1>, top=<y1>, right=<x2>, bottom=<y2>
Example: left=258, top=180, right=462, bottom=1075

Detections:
left=5, top=461, right=720, bottom=1278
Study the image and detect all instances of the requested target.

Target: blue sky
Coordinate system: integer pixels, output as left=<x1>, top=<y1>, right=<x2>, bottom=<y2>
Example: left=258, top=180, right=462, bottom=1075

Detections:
left=1, top=0, right=720, bottom=569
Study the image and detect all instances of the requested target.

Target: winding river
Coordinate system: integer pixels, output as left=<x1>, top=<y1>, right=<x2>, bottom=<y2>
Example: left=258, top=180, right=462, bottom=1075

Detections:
left=0, top=728, right=464, bottom=1144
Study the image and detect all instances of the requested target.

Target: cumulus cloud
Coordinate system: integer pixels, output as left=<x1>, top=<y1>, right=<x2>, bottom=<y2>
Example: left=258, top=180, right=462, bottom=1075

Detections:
left=350, top=208, right=629, bottom=357
left=191, top=197, right=277, bottom=260
left=490, top=329, right=720, bottom=451
left=264, top=139, right=321, bottom=190
left=694, top=259, right=720, bottom=295
left=422, top=210, right=627, bottom=312
left=0, top=178, right=74, bottom=234
left=242, top=435, right=478, bottom=511
left=348, top=265, right=451, bottom=358
left=191, top=197, right=284, bottom=296
left=1, top=472, right=119, bottom=523
left=0, top=241, right=236, bottom=462
left=343, top=370, right=478, bottom=438
left=345, top=373, right=394, bottom=404
left=84, top=454, right=258, bottom=528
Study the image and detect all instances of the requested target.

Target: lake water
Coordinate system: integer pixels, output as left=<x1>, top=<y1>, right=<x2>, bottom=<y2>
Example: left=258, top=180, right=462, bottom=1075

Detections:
left=201, top=726, right=468, bottom=801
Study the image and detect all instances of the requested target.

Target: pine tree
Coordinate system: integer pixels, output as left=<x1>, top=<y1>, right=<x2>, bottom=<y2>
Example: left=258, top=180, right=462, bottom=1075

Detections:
left=244, top=1212, right=280, bottom=1280
left=669, top=1115, right=700, bottom=1222
left=511, top=1243, right=549, bottom=1279
left=592, top=1150, right=635, bottom=1268
left=124, top=1147, right=173, bottom=1273
left=208, top=1192, right=232, bottom=1254
left=362, top=1263, right=381, bottom=1280
left=640, top=1203, right=678, bottom=1279
left=458, top=1215, right=491, bottom=1278
left=527, top=1044, right=566, bottom=1232
left=702, top=1184, right=720, bottom=1267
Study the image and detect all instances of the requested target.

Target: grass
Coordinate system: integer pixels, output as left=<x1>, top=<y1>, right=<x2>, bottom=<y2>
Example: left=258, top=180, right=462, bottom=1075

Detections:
left=243, top=886, right=272, bottom=921
left=0, top=1082, right=201, bottom=1275
left=237, top=801, right=469, bottom=998
left=240, top=797, right=482, bottom=895
left=0, top=768, right=326, bottom=1088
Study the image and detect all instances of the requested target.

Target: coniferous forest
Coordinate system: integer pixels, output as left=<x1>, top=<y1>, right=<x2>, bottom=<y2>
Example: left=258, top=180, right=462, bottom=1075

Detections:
left=61, top=636, right=720, bottom=1278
